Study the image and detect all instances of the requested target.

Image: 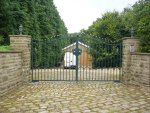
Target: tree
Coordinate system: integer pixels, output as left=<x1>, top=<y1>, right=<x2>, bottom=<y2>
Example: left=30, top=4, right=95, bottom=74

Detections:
left=88, top=11, right=125, bottom=41
left=121, top=0, right=150, bottom=52
left=0, top=0, right=67, bottom=45
left=133, top=0, right=150, bottom=52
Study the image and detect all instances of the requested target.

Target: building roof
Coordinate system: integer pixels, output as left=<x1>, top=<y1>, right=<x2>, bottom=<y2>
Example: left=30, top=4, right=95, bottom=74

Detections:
left=62, top=41, right=89, bottom=50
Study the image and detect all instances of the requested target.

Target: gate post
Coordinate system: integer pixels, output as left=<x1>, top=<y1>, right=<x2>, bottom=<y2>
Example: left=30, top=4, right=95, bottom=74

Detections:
left=122, top=37, right=139, bottom=83
left=9, top=35, right=31, bottom=83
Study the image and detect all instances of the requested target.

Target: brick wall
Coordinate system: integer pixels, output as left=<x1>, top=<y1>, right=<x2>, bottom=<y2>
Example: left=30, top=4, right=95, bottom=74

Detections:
left=0, top=51, right=22, bottom=97
left=122, top=37, right=150, bottom=87
left=0, top=35, right=31, bottom=97
left=130, top=53, right=150, bottom=86
left=10, top=35, right=31, bottom=82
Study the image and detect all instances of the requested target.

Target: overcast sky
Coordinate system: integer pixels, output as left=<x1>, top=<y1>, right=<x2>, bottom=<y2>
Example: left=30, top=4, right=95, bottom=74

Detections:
left=54, top=0, right=139, bottom=33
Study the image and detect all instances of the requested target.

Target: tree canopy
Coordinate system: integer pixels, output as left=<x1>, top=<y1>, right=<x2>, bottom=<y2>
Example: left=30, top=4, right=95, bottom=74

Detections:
left=86, top=0, right=150, bottom=52
left=0, top=0, right=67, bottom=45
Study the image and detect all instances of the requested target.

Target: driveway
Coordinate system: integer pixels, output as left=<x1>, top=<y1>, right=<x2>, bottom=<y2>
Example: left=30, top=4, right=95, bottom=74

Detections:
left=0, top=82, right=149, bottom=113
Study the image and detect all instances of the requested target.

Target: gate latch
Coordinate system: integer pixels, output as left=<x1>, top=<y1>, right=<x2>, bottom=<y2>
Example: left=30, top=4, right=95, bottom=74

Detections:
left=72, top=48, right=82, bottom=56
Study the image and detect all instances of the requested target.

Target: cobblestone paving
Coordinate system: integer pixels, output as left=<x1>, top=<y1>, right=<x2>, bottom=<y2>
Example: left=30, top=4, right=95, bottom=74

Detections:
left=0, top=82, right=150, bottom=113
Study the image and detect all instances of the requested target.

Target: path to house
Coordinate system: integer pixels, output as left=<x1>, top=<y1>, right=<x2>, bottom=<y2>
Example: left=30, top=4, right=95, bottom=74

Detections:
left=0, top=82, right=150, bottom=113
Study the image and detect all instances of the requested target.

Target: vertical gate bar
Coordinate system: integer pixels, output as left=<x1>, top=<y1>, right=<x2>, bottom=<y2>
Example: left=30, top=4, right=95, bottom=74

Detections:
left=69, top=35, right=71, bottom=81
left=102, top=40, right=104, bottom=80
left=91, top=40, right=94, bottom=81
left=63, top=35, right=66, bottom=81
left=104, top=38, right=106, bottom=81
left=90, top=39, right=92, bottom=80
left=40, top=40, right=43, bottom=80
left=119, top=41, right=122, bottom=81
left=116, top=43, right=118, bottom=80
left=86, top=46, right=88, bottom=81
left=70, top=36, right=75, bottom=80
left=47, top=40, right=51, bottom=80
left=82, top=45, right=84, bottom=80
left=104, top=39, right=106, bottom=81
left=108, top=43, right=111, bottom=80
left=73, top=35, right=75, bottom=81
left=112, top=43, right=114, bottom=81
left=98, top=41, right=100, bottom=80
left=110, top=43, right=112, bottom=80
left=56, top=39, right=58, bottom=80
left=47, top=40, right=49, bottom=80
left=59, top=38, right=61, bottom=81
left=44, top=39, right=46, bottom=80
left=53, top=40, right=56, bottom=80
left=48, top=40, right=50, bottom=80
left=44, top=39, right=47, bottom=80
left=55, top=39, right=57, bottom=80
left=113, top=44, right=115, bottom=81
left=43, top=39, right=45, bottom=80
left=76, top=35, right=79, bottom=81
left=102, top=42, right=104, bottom=80
left=82, top=43, right=85, bottom=80
left=34, top=39, right=36, bottom=81
left=49, top=41, right=51, bottom=80
left=97, top=40, right=99, bottom=80
left=117, top=43, right=119, bottom=80
left=79, top=36, right=81, bottom=80
left=41, top=39, right=43, bottom=80
left=64, top=36, right=66, bottom=81
left=99, top=42, right=102, bottom=80
left=50, top=41, right=52, bottom=80
left=59, top=37, right=62, bottom=81
left=79, top=37, right=81, bottom=80
left=40, top=40, right=42, bottom=81
left=31, top=39, right=34, bottom=81
left=95, top=41, right=98, bottom=80
left=117, top=43, right=119, bottom=81
left=85, top=36, right=88, bottom=80
left=66, top=35, right=68, bottom=81
left=106, top=40, right=109, bottom=81
left=104, top=38, right=107, bottom=80
left=106, top=42, right=108, bottom=80
left=36, top=40, right=37, bottom=81
left=107, top=43, right=109, bottom=80
left=58, top=38, right=60, bottom=81
left=37, top=40, right=39, bottom=81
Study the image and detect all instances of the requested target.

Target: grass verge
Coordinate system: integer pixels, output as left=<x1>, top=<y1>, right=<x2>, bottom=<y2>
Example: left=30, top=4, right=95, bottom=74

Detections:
left=0, top=45, right=13, bottom=51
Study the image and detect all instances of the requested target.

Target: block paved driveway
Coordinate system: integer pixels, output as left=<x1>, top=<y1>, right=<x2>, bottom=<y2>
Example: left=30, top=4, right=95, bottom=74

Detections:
left=0, top=82, right=150, bottom=113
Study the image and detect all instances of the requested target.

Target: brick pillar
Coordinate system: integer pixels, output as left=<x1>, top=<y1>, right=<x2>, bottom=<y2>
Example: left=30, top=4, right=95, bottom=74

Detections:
left=9, top=35, right=31, bottom=83
left=122, top=37, right=139, bottom=84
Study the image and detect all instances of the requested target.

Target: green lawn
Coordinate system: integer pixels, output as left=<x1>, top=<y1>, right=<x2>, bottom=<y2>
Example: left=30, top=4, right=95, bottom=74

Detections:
left=0, top=45, right=13, bottom=51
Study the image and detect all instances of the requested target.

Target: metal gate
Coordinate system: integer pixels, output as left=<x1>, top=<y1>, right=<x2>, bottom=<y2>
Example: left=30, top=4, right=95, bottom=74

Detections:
left=31, top=34, right=122, bottom=82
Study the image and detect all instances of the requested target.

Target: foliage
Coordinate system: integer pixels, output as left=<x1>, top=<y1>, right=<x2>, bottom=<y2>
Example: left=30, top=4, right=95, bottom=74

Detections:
left=86, top=0, right=150, bottom=53
left=121, top=0, right=150, bottom=52
left=0, top=45, right=12, bottom=51
left=0, top=35, right=4, bottom=44
left=85, top=12, right=123, bottom=68
left=0, top=0, right=67, bottom=45
left=88, top=11, right=125, bottom=41
left=0, top=0, right=67, bottom=67
left=133, top=0, right=150, bottom=52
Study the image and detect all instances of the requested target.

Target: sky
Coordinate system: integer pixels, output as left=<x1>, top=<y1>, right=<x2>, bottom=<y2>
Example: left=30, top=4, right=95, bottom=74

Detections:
left=54, top=0, right=139, bottom=33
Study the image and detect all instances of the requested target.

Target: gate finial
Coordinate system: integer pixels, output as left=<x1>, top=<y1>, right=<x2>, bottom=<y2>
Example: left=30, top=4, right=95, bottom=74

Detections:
left=130, top=27, right=134, bottom=38
left=19, top=24, right=23, bottom=35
